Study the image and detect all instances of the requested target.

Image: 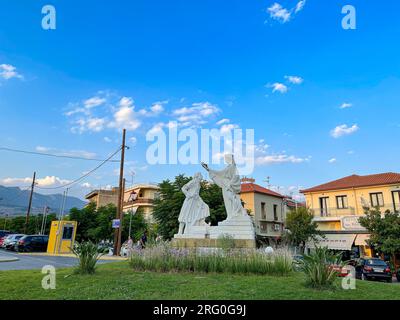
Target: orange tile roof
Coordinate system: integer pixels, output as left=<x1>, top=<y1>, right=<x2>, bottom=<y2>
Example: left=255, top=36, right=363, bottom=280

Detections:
left=300, top=172, right=400, bottom=193
left=241, top=183, right=284, bottom=198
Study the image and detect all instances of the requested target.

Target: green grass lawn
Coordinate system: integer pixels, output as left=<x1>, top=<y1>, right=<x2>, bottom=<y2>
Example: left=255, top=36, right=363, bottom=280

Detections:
left=0, top=262, right=399, bottom=300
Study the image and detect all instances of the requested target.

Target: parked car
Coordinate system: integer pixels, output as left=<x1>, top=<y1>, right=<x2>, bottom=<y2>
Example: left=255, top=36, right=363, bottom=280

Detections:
left=292, top=254, right=304, bottom=271
left=396, top=269, right=400, bottom=282
left=0, top=230, right=12, bottom=247
left=2, top=234, right=25, bottom=250
left=355, top=257, right=392, bottom=283
left=15, top=235, right=49, bottom=252
left=329, top=264, right=353, bottom=277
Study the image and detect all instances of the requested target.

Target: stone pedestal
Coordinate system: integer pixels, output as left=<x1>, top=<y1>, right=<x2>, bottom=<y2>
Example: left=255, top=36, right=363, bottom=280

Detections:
left=174, top=225, right=209, bottom=239
left=209, top=215, right=255, bottom=240
left=173, top=214, right=255, bottom=248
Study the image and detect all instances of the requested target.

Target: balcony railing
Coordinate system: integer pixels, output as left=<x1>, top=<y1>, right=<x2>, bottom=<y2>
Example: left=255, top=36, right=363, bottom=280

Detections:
left=123, top=198, right=154, bottom=206
left=314, top=207, right=356, bottom=217
left=313, top=204, right=399, bottom=217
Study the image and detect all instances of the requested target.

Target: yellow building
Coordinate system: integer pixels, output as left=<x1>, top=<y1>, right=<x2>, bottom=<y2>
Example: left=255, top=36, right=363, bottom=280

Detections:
left=301, top=172, right=400, bottom=257
left=123, top=183, right=160, bottom=222
left=85, top=187, right=119, bottom=209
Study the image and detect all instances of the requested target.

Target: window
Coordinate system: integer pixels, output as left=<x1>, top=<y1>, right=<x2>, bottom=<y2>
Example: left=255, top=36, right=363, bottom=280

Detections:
left=273, top=204, right=278, bottom=221
left=319, top=197, right=329, bottom=216
left=370, top=193, right=384, bottom=207
left=261, top=202, right=266, bottom=220
left=62, top=226, right=74, bottom=240
left=336, top=195, right=348, bottom=209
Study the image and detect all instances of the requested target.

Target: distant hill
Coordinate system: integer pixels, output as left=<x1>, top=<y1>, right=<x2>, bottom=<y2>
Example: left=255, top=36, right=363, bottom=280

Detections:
left=0, top=185, right=87, bottom=216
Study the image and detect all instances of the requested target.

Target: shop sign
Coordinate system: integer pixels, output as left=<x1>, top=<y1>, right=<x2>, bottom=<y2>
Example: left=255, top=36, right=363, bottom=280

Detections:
left=342, top=216, right=365, bottom=230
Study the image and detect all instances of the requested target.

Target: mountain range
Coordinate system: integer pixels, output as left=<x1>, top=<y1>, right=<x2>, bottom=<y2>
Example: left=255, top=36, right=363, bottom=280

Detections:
left=0, top=185, right=87, bottom=216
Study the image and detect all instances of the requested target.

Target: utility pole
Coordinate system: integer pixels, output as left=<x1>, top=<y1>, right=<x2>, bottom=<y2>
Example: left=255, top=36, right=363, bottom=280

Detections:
left=114, top=129, right=126, bottom=256
left=24, top=171, right=36, bottom=233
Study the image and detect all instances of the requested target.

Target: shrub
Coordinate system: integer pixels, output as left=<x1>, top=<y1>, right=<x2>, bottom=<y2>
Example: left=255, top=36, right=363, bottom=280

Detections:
left=299, top=247, right=343, bottom=289
left=217, top=234, right=236, bottom=251
left=71, top=241, right=104, bottom=274
left=129, top=242, right=293, bottom=276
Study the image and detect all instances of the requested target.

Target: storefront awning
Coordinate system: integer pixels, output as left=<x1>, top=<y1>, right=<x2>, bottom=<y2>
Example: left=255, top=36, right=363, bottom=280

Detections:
left=307, top=234, right=357, bottom=251
left=355, top=234, right=370, bottom=246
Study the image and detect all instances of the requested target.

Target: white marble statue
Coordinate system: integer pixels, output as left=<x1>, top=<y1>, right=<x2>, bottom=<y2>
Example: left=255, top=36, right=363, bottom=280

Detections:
left=201, top=154, right=248, bottom=221
left=177, top=172, right=210, bottom=235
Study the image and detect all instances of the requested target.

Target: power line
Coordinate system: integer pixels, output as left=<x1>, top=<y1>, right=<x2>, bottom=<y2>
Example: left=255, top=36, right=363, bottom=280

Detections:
left=36, top=147, right=122, bottom=190
left=0, top=147, right=120, bottom=162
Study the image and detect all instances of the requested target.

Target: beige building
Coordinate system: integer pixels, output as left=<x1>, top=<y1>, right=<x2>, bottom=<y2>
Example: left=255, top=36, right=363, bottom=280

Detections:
left=240, top=181, right=288, bottom=244
left=123, top=183, right=160, bottom=222
left=301, top=172, right=400, bottom=258
left=85, top=188, right=119, bottom=209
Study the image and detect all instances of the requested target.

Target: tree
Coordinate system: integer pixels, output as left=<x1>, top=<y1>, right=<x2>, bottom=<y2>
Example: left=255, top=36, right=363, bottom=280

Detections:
left=285, top=207, right=323, bottom=253
left=86, top=204, right=116, bottom=242
left=68, top=202, right=98, bottom=242
left=359, top=208, right=400, bottom=268
left=152, top=174, right=225, bottom=240
left=68, top=203, right=150, bottom=244
left=121, top=208, right=148, bottom=242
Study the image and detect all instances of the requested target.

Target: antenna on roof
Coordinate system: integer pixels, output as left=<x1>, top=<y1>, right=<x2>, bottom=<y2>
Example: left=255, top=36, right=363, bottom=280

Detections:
left=263, top=176, right=271, bottom=189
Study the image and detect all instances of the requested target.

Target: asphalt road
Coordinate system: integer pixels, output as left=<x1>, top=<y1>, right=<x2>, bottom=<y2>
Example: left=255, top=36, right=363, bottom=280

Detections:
left=0, top=249, right=114, bottom=271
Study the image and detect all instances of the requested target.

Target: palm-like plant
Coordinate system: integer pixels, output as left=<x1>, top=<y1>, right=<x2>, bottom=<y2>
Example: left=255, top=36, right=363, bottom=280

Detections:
left=299, top=246, right=344, bottom=289
left=71, top=241, right=104, bottom=274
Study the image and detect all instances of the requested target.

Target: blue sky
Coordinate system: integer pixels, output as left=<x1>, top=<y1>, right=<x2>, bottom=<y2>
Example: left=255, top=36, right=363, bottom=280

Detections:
left=0, top=0, right=399, bottom=200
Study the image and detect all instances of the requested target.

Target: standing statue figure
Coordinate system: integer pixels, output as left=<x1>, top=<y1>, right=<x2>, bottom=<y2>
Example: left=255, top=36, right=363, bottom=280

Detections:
left=177, top=172, right=210, bottom=235
left=202, top=154, right=247, bottom=221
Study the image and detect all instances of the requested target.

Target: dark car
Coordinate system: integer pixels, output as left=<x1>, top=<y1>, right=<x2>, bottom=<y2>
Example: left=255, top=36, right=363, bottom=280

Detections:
left=15, top=235, right=49, bottom=252
left=355, top=258, right=392, bottom=283
left=2, top=234, right=25, bottom=250
left=396, top=269, right=400, bottom=282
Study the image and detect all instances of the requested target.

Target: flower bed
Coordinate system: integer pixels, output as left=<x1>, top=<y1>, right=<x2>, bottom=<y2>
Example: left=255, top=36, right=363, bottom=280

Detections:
left=129, top=243, right=293, bottom=275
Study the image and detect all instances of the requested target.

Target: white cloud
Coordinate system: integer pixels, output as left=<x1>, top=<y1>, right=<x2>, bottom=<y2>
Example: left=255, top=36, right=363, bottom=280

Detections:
left=268, top=82, right=288, bottom=94
left=172, top=102, right=220, bottom=126
left=267, top=1, right=306, bottom=23
left=295, top=0, right=306, bottom=13
left=72, top=117, right=106, bottom=133
left=340, top=102, right=352, bottom=109
left=0, top=176, right=71, bottom=188
left=103, top=137, right=112, bottom=143
left=81, top=182, right=92, bottom=188
left=220, top=123, right=239, bottom=134
left=267, top=3, right=291, bottom=23
left=108, top=97, right=141, bottom=131
left=35, top=146, right=97, bottom=159
left=0, top=64, right=23, bottom=80
left=138, top=100, right=167, bottom=117
left=216, top=118, right=230, bottom=125
left=285, top=75, right=303, bottom=84
left=330, top=124, right=359, bottom=138
left=328, top=158, right=337, bottom=163
left=84, top=96, right=106, bottom=109
left=256, top=154, right=310, bottom=165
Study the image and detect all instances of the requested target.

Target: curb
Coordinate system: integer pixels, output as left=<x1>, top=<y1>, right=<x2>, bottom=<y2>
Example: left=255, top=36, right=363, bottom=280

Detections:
left=18, top=253, right=127, bottom=261
left=0, top=257, right=19, bottom=263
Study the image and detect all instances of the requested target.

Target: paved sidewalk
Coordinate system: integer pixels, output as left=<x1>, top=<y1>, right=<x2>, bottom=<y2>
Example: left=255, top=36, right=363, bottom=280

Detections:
left=0, top=250, right=124, bottom=271
left=19, top=252, right=127, bottom=261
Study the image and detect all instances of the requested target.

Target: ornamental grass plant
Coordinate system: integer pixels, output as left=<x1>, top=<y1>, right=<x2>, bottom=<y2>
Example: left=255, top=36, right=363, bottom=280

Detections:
left=129, top=241, right=293, bottom=275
